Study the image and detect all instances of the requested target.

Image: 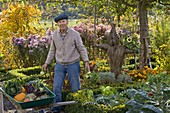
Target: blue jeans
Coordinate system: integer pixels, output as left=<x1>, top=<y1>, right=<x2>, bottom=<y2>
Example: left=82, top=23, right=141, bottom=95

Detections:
left=52, top=61, right=80, bottom=111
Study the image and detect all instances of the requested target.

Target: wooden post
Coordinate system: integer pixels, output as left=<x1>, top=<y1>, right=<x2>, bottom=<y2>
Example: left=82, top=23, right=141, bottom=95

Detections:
left=0, top=91, right=4, bottom=113
left=0, top=82, right=4, bottom=113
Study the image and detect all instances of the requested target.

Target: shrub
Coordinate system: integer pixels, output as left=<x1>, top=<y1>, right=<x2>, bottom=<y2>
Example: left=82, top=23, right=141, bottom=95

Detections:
left=98, top=72, right=116, bottom=84
left=0, top=3, right=42, bottom=69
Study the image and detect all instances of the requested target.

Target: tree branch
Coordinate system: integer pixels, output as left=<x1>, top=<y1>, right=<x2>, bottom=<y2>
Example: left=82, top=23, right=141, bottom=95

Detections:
left=158, top=0, right=170, bottom=5
left=93, top=43, right=109, bottom=51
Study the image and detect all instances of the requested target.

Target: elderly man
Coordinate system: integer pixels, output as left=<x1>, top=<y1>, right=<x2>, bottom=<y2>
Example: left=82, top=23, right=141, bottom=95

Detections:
left=42, top=13, right=90, bottom=113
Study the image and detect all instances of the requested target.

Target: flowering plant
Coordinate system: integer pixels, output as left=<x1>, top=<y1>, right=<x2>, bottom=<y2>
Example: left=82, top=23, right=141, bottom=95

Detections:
left=128, top=66, right=158, bottom=82
left=88, top=58, right=110, bottom=72
left=72, top=22, right=140, bottom=51
left=12, top=30, right=52, bottom=68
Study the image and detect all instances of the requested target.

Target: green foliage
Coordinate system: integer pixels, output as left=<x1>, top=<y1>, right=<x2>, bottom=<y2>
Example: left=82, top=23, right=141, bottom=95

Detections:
left=3, top=78, right=22, bottom=97
left=73, top=0, right=133, bottom=21
left=6, top=66, right=50, bottom=84
left=126, top=73, right=170, bottom=112
left=3, top=66, right=52, bottom=89
left=82, top=72, right=99, bottom=87
left=82, top=71, right=132, bottom=89
left=0, top=72, right=15, bottom=82
left=149, top=8, right=170, bottom=72
left=116, top=74, right=132, bottom=83
left=147, top=73, right=170, bottom=86
left=65, top=87, right=127, bottom=113
left=146, top=73, right=170, bottom=105
left=98, top=72, right=116, bottom=85
left=99, top=86, right=118, bottom=97
left=125, top=89, right=163, bottom=113
left=66, top=89, right=94, bottom=103
left=122, top=34, right=139, bottom=52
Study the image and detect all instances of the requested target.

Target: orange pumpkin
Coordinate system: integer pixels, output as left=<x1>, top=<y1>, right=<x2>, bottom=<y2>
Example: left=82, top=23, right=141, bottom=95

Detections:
left=20, top=87, right=26, bottom=93
left=14, top=93, right=26, bottom=102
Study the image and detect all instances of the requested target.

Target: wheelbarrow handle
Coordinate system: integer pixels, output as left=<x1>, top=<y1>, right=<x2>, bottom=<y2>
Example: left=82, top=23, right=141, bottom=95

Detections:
left=0, top=87, right=5, bottom=94
left=0, top=87, right=12, bottom=99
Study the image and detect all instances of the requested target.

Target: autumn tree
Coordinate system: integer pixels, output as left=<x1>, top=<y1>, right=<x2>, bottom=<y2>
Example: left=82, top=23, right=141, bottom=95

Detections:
left=0, top=3, right=41, bottom=68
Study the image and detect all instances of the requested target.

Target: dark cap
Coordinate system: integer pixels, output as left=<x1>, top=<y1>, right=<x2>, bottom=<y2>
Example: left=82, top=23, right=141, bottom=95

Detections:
left=54, top=14, right=69, bottom=22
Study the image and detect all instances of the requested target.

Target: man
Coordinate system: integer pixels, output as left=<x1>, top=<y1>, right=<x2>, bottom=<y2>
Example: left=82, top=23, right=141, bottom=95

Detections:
left=42, top=13, right=90, bottom=113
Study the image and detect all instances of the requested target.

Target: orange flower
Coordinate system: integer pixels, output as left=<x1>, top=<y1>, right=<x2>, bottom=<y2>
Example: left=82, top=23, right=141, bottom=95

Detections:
left=144, top=66, right=149, bottom=69
left=142, top=70, right=147, bottom=75
left=151, top=70, right=157, bottom=74
left=138, top=73, right=143, bottom=77
left=91, top=61, right=96, bottom=65
left=128, top=72, right=134, bottom=75
left=143, top=76, right=147, bottom=79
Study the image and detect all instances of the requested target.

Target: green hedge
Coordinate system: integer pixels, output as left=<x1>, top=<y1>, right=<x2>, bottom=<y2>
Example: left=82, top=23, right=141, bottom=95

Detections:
left=4, top=66, right=50, bottom=84
left=0, top=72, right=15, bottom=82
left=7, top=66, right=42, bottom=77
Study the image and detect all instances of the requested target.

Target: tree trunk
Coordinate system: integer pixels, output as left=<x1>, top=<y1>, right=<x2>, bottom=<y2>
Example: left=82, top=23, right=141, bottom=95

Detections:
left=138, top=1, right=149, bottom=69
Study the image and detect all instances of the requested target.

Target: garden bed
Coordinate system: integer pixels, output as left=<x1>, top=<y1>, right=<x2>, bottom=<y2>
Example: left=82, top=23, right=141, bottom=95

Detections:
left=1, top=66, right=170, bottom=113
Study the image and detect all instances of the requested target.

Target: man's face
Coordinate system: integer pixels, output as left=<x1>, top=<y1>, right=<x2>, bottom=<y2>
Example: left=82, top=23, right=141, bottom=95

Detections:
left=57, top=19, right=68, bottom=30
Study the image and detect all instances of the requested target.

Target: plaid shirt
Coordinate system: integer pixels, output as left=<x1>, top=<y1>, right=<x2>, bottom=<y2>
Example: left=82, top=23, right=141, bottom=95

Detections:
left=45, top=28, right=89, bottom=65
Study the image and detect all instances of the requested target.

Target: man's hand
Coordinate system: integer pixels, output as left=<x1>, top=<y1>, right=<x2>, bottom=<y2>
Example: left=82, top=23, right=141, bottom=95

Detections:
left=42, top=63, right=48, bottom=71
left=85, top=61, right=90, bottom=72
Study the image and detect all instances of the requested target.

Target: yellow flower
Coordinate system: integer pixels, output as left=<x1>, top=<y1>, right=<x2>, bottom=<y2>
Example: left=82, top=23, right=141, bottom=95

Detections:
left=96, top=58, right=100, bottom=60
left=143, top=76, right=147, bottom=79
left=144, top=66, right=149, bottom=69
left=102, top=66, right=105, bottom=70
left=138, top=73, right=143, bottom=77
left=160, top=44, right=167, bottom=48
left=143, top=70, right=147, bottom=75
left=138, top=79, right=141, bottom=82
left=127, top=37, right=132, bottom=42
left=134, top=74, right=138, bottom=77
left=133, top=70, right=138, bottom=73
left=128, top=71, right=135, bottom=75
